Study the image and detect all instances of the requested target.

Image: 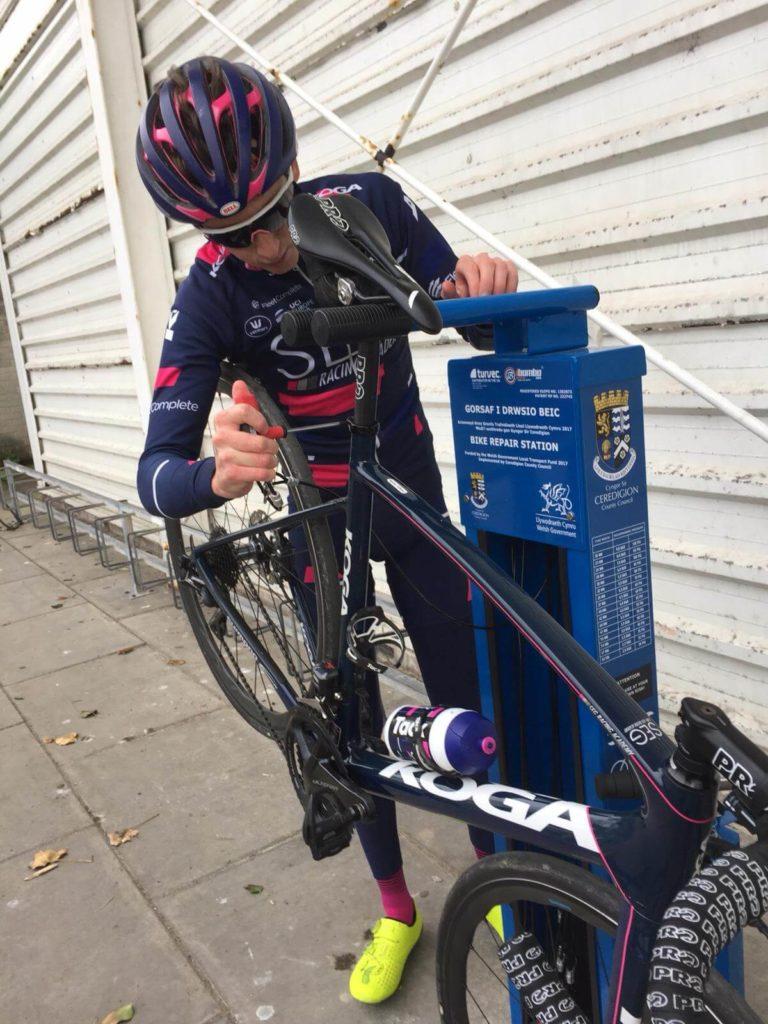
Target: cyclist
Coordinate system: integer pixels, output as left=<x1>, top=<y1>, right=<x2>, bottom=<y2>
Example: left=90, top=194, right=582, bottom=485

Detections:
left=136, top=55, right=518, bottom=1005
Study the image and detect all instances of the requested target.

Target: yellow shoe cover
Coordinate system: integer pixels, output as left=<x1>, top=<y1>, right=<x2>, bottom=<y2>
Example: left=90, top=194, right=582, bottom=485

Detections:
left=486, top=904, right=505, bottom=940
left=349, top=909, right=423, bottom=1004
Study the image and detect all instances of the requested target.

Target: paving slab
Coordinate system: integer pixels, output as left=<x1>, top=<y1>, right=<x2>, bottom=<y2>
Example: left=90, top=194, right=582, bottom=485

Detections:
left=0, top=723, right=91, bottom=861
left=0, top=603, right=141, bottom=685
left=0, top=687, right=23, bottom=730
left=6, top=645, right=223, bottom=761
left=0, top=827, right=222, bottom=1024
left=122, top=604, right=216, bottom=691
left=7, top=531, right=116, bottom=583
left=72, top=570, right=174, bottom=620
left=63, top=708, right=303, bottom=898
left=0, top=573, right=83, bottom=626
left=0, top=537, right=45, bottom=584
left=160, top=832, right=453, bottom=1024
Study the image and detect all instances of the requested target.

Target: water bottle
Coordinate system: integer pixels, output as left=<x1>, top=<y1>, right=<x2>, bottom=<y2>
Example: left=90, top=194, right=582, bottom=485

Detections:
left=383, top=704, right=497, bottom=776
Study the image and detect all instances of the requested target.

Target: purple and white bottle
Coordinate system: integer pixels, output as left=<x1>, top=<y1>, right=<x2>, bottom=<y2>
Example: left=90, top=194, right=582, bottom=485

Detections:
left=383, top=704, right=497, bottom=777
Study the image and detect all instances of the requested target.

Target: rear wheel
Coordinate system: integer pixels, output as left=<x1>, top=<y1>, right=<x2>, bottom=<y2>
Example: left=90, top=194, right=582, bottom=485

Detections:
left=437, top=852, right=758, bottom=1024
left=166, top=366, right=340, bottom=741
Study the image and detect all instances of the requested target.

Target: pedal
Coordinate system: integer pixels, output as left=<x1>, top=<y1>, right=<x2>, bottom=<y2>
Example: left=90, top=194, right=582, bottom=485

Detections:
left=301, top=790, right=355, bottom=861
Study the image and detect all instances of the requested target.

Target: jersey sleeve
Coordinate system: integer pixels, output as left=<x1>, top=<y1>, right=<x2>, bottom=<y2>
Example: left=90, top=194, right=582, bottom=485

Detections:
left=380, top=176, right=457, bottom=299
left=382, top=177, right=494, bottom=347
left=136, top=304, right=228, bottom=519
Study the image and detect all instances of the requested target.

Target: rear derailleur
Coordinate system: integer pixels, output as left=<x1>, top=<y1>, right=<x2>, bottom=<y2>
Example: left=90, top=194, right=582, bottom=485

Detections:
left=285, top=705, right=375, bottom=861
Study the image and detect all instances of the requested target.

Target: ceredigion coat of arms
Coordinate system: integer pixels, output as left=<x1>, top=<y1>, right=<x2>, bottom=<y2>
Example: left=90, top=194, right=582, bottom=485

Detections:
left=592, top=389, right=636, bottom=481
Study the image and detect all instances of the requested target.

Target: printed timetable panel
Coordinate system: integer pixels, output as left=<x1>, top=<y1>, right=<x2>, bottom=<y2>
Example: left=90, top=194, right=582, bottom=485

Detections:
left=591, top=523, right=652, bottom=664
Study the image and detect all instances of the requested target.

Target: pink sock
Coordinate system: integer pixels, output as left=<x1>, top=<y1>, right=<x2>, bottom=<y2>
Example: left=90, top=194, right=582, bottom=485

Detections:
left=377, top=867, right=415, bottom=924
left=474, top=845, right=490, bottom=859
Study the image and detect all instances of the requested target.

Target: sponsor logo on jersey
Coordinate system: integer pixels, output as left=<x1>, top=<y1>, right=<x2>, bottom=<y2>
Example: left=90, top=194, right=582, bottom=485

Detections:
left=402, top=194, right=419, bottom=221
left=209, top=247, right=227, bottom=278
left=164, top=309, right=179, bottom=342
left=150, top=398, right=199, bottom=413
left=244, top=314, right=273, bottom=338
left=314, top=184, right=362, bottom=197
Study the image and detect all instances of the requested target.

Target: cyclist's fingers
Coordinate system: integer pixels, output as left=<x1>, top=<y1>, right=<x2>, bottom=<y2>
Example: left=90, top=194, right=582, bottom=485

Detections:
left=493, top=258, right=517, bottom=294
left=216, top=461, right=277, bottom=484
left=478, top=255, right=499, bottom=296
left=214, top=401, right=269, bottom=434
left=220, top=448, right=279, bottom=471
left=231, top=378, right=260, bottom=410
left=454, top=256, right=480, bottom=298
left=212, top=427, right=278, bottom=457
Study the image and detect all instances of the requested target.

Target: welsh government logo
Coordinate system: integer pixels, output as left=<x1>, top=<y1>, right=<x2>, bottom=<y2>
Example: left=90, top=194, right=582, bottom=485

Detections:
left=539, top=482, right=574, bottom=520
left=468, top=471, right=488, bottom=510
left=592, top=389, right=636, bottom=482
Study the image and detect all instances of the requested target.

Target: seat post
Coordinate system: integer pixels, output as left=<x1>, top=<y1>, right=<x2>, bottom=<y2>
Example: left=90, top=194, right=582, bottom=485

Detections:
left=352, top=337, right=382, bottom=430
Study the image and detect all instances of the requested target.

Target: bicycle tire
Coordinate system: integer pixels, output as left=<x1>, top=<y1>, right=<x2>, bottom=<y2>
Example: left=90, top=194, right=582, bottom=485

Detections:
left=166, top=365, right=341, bottom=740
left=437, top=852, right=758, bottom=1024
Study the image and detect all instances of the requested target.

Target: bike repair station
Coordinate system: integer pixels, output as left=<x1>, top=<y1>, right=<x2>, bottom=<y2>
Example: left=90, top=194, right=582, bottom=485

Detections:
left=439, top=285, right=743, bottom=994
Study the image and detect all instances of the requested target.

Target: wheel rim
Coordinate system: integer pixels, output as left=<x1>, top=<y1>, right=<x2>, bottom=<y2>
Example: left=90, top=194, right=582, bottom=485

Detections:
left=169, top=371, right=338, bottom=734
left=450, top=877, right=615, bottom=1024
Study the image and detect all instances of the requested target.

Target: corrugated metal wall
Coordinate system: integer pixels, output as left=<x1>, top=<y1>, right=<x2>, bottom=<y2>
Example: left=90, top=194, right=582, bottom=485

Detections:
left=2, top=0, right=766, bottom=732
left=0, top=0, right=147, bottom=500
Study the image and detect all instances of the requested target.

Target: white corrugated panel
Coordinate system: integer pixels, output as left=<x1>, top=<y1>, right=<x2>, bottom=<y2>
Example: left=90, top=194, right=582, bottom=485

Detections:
left=0, top=0, right=145, bottom=500
left=134, top=0, right=768, bottom=733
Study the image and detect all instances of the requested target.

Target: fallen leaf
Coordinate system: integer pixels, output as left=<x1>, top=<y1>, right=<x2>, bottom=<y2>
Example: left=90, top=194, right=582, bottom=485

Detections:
left=107, top=827, right=139, bottom=847
left=244, top=884, right=264, bottom=895
left=166, top=658, right=186, bottom=666
left=24, top=863, right=60, bottom=880
left=79, top=709, right=98, bottom=719
left=29, top=848, right=67, bottom=870
left=116, top=645, right=140, bottom=656
left=43, top=731, right=79, bottom=745
left=100, top=1005, right=135, bottom=1024
left=53, top=731, right=78, bottom=746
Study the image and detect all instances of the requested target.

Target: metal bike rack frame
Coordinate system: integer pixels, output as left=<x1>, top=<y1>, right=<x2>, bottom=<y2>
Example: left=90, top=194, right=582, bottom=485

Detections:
left=2, top=460, right=171, bottom=598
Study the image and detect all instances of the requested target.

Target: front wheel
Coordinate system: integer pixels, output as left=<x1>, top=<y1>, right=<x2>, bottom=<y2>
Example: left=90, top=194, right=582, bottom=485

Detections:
left=437, top=852, right=758, bottom=1024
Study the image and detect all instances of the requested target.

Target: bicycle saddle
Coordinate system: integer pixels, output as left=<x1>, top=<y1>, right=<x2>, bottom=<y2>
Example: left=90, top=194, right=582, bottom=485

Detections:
left=288, top=191, right=442, bottom=335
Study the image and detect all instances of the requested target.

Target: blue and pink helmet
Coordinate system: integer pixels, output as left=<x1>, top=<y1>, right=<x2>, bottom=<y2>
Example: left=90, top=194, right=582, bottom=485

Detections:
left=136, top=56, right=296, bottom=225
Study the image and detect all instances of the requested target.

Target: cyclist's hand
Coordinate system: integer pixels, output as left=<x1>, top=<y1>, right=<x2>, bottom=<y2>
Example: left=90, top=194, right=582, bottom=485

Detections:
left=441, top=254, right=518, bottom=299
left=211, top=380, right=283, bottom=500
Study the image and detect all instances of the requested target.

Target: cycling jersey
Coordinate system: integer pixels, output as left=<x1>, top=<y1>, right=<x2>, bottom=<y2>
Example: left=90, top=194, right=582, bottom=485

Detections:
left=137, top=172, right=466, bottom=519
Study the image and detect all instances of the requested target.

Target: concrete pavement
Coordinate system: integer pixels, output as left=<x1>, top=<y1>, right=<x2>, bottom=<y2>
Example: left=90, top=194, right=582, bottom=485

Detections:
left=0, top=521, right=765, bottom=1023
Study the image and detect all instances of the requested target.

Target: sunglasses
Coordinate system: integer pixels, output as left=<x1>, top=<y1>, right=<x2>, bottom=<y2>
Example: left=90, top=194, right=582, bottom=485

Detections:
left=203, top=174, right=295, bottom=249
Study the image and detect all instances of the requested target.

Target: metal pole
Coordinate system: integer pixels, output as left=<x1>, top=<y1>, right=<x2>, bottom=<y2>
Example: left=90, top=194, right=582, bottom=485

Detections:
left=383, top=0, right=479, bottom=158
left=178, top=0, right=382, bottom=162
left=385, top=160, right=768, bottom=444
left=177, top=0, right=768, bottom=446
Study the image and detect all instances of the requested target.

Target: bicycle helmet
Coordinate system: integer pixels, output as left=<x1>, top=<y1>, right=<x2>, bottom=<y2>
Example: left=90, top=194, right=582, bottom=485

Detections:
left=136, top=56, right=296, bottom=225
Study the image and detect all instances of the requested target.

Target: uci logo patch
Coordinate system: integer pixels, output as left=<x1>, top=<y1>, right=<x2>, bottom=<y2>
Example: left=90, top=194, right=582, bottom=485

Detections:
left=245, top=315, right=273, bottom=339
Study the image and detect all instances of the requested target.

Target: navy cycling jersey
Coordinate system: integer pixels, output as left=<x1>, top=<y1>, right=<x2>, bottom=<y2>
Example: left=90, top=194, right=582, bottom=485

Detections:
left=137, top=172, right=463, bottom=519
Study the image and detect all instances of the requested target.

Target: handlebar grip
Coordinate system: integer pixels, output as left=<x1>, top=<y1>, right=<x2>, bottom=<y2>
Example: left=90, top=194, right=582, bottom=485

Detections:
left=311, top=303, right=413, bottom=348
left=281, top=309, right=315, bottom=348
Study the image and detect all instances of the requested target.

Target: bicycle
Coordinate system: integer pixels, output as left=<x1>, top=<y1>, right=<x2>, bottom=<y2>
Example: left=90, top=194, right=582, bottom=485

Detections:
left=166, top=191, right=768, bottom=1024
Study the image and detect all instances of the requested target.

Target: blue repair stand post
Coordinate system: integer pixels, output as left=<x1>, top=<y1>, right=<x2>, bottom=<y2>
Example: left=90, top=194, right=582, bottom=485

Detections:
left=438, top=287, right=743, bottom=997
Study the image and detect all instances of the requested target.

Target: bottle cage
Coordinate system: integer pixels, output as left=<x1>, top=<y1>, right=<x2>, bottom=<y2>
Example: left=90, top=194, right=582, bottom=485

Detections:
left=288, top=191, right=442, bottom=335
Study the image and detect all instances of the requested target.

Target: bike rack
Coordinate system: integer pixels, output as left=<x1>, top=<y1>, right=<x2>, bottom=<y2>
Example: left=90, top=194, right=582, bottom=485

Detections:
left=1, top=460, right=173, bottom=598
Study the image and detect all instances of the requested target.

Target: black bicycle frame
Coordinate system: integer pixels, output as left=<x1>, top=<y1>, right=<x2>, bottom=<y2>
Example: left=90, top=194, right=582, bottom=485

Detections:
left=192, top=336, right=718, bottom=1024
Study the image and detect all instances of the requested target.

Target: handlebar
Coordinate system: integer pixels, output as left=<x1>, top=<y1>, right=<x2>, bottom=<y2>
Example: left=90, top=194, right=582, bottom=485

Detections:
left=281, top=302, right=414, bottom=350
